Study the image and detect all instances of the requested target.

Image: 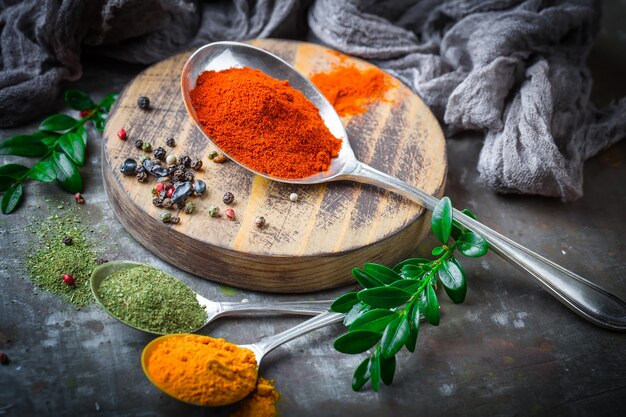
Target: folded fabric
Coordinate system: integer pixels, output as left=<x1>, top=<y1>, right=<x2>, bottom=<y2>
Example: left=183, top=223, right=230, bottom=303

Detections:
left=1, top=0, right=623, bottom=200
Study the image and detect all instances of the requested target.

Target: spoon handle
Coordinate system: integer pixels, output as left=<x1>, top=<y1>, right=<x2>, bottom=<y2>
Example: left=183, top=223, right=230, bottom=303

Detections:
left=345, top=162, right=626, bottom=331
left=218, top=300, right=332, bottom=316
left=254, top=311, right=344, bottom=359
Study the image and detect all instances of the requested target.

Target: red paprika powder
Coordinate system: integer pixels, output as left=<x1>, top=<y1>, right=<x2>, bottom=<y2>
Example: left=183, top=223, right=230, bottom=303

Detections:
left=189, top=67, right=342, bottom=179
left=310, top=63, right=394, bottom=117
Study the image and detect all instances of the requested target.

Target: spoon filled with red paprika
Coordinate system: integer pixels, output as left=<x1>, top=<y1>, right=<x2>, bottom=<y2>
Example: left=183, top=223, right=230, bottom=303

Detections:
left=181, top=41, right=626, bottom=332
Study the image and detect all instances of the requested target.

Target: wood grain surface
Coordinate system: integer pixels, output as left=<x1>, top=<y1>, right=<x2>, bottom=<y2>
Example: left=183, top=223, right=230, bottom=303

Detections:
left=102, top=39, right=446, bottom=292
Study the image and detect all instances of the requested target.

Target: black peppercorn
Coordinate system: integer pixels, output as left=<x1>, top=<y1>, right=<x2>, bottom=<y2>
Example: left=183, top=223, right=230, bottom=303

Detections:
left=134, top=139, right=144, bottom=149
left=170, top=216, right=180, bottom=224
left=191, top=160, right=203, bottom=171
left=179, top=155, right=191, bottom=167
left=162, top=198, right=173, bottom=208
left=172, top=169, right=185, bottom=182
left=152, top=197, right=164, bottom=207
left=223, top=192, right=234, bottom=205
left=183, top=171, right=195, bottom=182
left=62, top=235, right=73, bottom=245
left=136, top=165, right=146, bottom=174
left=153, top=147, right=166, bottom=161
left=136, top=171, right=148, bottom=182
left=137, top=96, right=150, bottom=110
left=166, top=137, right=176, bottom=147
left=120, top=159, right=140, bottom=176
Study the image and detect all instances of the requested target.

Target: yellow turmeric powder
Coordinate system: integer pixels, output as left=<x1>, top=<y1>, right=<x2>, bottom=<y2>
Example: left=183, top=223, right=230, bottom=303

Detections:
left=143, top=334, right=258, bottom=406
left=230, top=377, right=280, bottom=417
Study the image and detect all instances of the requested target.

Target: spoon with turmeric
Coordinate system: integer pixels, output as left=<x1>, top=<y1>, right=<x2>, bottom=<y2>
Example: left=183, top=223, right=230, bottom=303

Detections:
left=91, top=260, right=332, bottom=335
left=142, top=311, right=343, bottom=406
left=181, top=41, right=626, bottom=331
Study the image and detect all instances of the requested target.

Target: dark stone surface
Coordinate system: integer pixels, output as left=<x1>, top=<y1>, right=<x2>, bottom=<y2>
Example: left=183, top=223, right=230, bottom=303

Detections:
left=1, top=23, right=626, bottom=417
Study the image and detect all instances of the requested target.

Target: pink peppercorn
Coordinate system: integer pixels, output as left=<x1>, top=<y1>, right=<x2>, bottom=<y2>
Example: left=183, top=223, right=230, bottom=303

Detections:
left=117, top=128, right=127, bottom=140
left=166, top=187, right=174, bottom=198
left=225, top=208, right=235, bottom=220
left=63, top=274, right=75, bottom=286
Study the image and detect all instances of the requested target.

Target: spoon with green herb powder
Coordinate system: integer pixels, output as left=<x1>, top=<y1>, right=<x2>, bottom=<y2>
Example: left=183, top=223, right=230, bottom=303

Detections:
left=91, top=261, right=332, bottom=335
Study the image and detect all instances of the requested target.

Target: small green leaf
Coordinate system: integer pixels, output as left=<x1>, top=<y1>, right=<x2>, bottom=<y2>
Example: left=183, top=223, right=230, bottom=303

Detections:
left=29, top=161, right=57, bottom=183
left=334, top=330, right=382, bottom=354
left=389, top=279, right=422, bottom=293
left=381, top=315, right=410, bottom=358
left=344, top=302, right=370, bottom=326
left=370, top=348, right=381, bottom=392
left=1, top=183, right=23, bottom=214
left=393, top=258, right=430, bottom=273
left=438, top=258, right=467, bottom=303
left=331, top=292, right=359, bottom=313
left=100, top=92, right=118, bottom=113
left=352, top=268, right=384, bottom=289
left=380, top=354, right=396, bottom=385
left=358, top=287, right=412, bottom=309
left=452, top=209, right=478, bottom=240
left=92, top=111, right=107, bottom=131
left=432, top=196, right=453, bottom=244
left=363, top=263, right=402, bottom=284
left=58, top=132, right=86, bottom=166
left=50, top=152, right=82, bottom=193
left=0, top=176, right=15, bottom=193
left=0, top=164, right=29, bottom=179
left=352, top=357, right=371, bottom=391
left=457, top=231, right=488, bottom=257
left=39, top=114, right=78, bottom=132
left=65, top=90, right=95, bottom=111
left=350, top=309, right=398, bottom=332
left=431, top=246, right=445, bottom=256
left=75, top=126, right=88, bottom=145
left=405, top=303, right=421, bottom=352
left=423, top=284, right=440, bottom=326
left=400, top=264, right=427, bottom=279
left=0, top=135, right=48, bottom=157
left=41, top=136, right=59, bottom=147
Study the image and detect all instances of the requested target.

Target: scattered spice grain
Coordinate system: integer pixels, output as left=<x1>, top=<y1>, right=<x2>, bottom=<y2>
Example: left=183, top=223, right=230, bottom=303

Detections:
left=25, top=213, right=99, bottom=308
left=230, top=378, right=279, bottom=417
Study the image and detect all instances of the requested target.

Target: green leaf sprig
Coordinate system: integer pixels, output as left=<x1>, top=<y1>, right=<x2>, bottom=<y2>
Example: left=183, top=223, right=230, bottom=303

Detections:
left=330, top=197, right=488, bottom=392
left=0, top=90, right=117, bottom=214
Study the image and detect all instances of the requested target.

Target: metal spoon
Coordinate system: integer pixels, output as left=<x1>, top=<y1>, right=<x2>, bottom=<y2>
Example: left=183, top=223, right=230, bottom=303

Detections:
left=91, top=260, right=332, bottom=335
left=181, top=41, right=626, bottom=331
left=141, top=311, right=344, bottom=406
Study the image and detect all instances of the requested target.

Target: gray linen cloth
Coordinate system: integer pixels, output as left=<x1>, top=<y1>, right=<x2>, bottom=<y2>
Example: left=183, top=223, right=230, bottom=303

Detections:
left=1, top=0, right=624, bottom=200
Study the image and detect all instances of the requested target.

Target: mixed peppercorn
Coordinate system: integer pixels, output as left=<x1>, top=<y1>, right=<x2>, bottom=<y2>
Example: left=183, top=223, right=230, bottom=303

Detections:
left=116, top=96, right=288, bottom=227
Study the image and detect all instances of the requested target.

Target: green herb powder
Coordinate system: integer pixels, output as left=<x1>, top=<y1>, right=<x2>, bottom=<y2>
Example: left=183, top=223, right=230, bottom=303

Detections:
left=25, top=214, right=99, bottom=307
left=98, top=265, right=207, bottom=334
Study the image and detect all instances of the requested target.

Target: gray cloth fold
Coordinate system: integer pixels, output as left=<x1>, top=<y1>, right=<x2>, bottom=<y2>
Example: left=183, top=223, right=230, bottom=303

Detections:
left=1, top=0, right=624, bottom=201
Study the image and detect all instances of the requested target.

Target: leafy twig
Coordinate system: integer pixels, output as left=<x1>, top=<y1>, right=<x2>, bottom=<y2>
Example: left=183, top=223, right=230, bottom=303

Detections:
left=0, top=90, right=117, bottom=214
left=330, top=197, right=489, bottom=391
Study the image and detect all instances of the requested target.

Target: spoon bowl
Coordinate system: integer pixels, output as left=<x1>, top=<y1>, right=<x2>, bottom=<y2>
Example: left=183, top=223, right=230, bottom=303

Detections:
left=181, top=41, right=359, bottom=184
left=142, top=312, right=343, bottom=406
left=181, top=41, right=626, bottom=331
left=91, top=260, right=332, bottom=335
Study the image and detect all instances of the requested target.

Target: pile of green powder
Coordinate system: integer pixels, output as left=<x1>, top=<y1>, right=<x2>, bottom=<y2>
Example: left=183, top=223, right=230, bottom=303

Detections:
left=97, top=265, right=207, bottom=334
left=25, top=214, right=99, bottom=308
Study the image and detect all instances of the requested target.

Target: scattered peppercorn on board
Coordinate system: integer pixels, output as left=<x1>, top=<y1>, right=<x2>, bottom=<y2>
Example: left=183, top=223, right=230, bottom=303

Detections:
left=102, top=39, right=446, bottom=292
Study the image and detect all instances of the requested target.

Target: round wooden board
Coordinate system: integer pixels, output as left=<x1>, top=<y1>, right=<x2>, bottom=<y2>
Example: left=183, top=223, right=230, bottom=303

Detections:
left=102, top=39, right=446, bottom=293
